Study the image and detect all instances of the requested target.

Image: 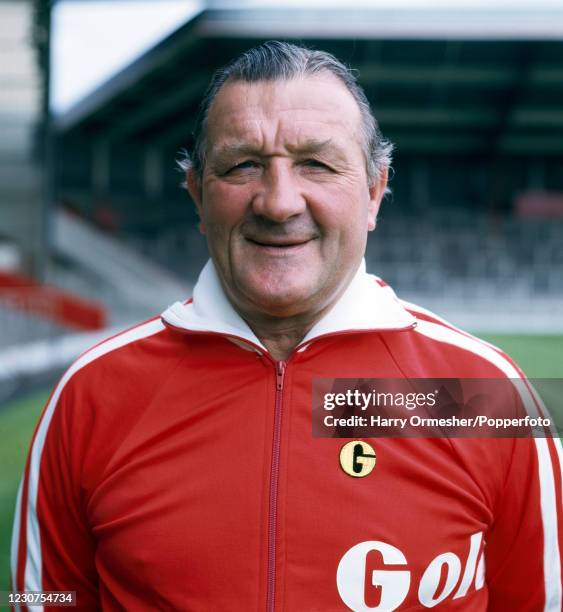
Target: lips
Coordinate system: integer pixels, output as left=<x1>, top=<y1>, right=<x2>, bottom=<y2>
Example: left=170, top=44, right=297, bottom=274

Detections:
left=246, top=237, right=312, bottom=248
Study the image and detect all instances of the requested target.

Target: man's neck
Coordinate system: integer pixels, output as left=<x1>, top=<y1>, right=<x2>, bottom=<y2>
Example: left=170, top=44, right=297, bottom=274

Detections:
left=235, top=296, right=339, bottom=361
left=251, top=327, right=306, bottom=362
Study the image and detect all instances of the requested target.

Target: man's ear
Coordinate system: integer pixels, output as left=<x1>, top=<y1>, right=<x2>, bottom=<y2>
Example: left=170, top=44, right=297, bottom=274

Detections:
left=187, top=170, right=206, bottom=234
left=367, top=166, right=389, bottom=231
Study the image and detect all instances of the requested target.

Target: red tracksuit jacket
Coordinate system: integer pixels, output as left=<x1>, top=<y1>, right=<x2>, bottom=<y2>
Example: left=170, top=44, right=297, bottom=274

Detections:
left=11, top=260, right=563, bottom=611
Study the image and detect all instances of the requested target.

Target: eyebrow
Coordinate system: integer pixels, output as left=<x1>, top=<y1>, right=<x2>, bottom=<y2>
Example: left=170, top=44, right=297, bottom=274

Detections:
left=210, top=138, right=345, bottom=161
left=287, top=138, right=336, bottom=155
left=209, top=142, right=262, bottom=160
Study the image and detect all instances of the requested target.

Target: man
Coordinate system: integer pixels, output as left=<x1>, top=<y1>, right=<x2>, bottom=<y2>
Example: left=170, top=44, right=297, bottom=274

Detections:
left=12, top=42, right=562, bottom=611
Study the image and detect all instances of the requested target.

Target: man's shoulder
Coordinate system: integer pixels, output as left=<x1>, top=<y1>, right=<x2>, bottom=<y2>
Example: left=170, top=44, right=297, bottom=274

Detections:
left=53, top=315, right=181, bottom=405
left=370, top=279, right=524, bottom=379
left=74, top=315, right=166, bottom=370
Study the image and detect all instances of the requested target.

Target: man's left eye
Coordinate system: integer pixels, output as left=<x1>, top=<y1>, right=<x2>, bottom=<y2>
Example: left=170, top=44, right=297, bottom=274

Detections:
left=301, top=159, right=332, bottom=170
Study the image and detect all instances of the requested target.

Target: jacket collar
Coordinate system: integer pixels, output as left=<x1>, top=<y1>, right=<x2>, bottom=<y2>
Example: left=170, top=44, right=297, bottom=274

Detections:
left=161, top=259, right=416, bottom=352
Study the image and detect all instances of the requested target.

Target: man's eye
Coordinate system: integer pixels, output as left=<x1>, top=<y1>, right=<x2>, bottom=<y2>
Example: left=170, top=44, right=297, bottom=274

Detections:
left=301, top=159, right=332, bottom=171
left=228, top=160, right=258, bottom=172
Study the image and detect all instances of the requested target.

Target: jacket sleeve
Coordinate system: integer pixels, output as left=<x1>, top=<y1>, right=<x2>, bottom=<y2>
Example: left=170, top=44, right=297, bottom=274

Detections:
left=11, top=378, right=99, bottom=610
left=485, top=392, right=563, bottom=610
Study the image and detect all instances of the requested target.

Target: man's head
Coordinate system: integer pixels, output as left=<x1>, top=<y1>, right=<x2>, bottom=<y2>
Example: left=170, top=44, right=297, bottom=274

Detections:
left=181, top=41, right=392, bottom=323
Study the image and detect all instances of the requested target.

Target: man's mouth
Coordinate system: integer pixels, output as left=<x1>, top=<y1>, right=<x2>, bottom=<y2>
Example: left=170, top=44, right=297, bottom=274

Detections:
left=246, top=237, right=312, bottom=248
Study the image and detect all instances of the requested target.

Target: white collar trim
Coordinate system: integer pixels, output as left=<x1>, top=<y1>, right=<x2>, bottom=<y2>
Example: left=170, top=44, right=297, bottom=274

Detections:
left=161, top=259, right=416, bottom=353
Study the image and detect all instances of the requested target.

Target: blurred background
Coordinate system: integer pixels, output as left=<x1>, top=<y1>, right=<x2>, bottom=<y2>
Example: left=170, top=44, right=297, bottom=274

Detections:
left=1, top=0, right=562, bottom=590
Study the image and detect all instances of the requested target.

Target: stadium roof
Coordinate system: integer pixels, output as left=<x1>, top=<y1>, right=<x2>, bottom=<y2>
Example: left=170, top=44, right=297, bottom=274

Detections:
left=52, top=4, right=563, bottom=157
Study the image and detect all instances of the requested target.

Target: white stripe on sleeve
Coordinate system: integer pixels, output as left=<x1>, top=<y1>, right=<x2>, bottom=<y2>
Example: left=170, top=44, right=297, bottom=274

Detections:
left=414, top=319, right=562, bottom=612
left=10, top=478, right=23, bottom=612
left=18, top=318, right=165, bottom=599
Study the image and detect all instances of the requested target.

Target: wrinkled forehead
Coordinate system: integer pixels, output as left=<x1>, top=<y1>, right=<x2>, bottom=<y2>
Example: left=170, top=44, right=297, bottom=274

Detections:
left=205, top=74, right=364, bottom=154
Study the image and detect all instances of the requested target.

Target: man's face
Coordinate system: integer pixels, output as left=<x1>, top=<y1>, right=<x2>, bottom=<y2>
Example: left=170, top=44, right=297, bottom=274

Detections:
left=188, top=73, right=388, bottom=321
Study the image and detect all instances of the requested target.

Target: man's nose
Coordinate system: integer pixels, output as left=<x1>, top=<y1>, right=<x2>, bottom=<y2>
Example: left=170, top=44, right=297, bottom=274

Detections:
left=251, top=162, right=306, bottom=222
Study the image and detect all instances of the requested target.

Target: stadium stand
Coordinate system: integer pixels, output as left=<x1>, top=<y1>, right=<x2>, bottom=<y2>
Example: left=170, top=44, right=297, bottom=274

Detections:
left=38, top=4, right=563, bottom=335
left=0, top=307, right=68, bottom=350
left=369, top=208, right=563, bottom=297
left=2, top=1, right=563, bottom=394
left=0, top=1, right=43, bottom=276
left=49, top=209, right=191, bottom=323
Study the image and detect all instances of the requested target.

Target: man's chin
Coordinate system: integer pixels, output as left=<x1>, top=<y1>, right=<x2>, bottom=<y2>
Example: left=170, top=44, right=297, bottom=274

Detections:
left=239, top=285, right=316, bottom=319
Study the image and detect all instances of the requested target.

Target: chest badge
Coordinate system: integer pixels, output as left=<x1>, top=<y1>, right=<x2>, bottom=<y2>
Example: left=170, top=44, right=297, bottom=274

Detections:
left=339, top=440, right=376, bottom=477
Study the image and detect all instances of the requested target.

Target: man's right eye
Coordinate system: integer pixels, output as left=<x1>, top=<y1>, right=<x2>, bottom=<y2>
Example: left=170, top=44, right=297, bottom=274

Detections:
left=228, top=160, right=258, bottom=173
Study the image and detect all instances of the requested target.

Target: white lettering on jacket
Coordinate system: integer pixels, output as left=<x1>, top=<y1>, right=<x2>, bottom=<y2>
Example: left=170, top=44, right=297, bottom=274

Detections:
left=336, top=532, right=484, bottom=611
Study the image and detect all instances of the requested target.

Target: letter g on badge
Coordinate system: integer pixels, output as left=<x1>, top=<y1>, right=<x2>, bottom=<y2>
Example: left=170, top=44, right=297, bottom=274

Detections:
left=339, top=441, right=376, bottom=477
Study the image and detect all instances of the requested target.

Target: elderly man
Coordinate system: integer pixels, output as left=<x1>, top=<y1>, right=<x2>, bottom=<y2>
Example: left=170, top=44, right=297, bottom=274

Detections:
left=12, top=42, right=562, bottom=611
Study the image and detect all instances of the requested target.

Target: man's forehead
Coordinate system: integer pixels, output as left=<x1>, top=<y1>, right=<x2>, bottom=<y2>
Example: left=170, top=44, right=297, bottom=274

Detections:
left=211, top=73, right=359, bottom=112
left=206, top=75, right=363, bottom=149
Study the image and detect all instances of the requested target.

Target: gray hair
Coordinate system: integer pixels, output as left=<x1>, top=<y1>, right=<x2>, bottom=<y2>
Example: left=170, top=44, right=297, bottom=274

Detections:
left=178, top=40, right=393, bottom=187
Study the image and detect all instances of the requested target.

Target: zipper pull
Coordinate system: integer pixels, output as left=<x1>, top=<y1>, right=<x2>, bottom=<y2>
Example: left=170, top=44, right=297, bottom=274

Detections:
left=276, top=361, right=286, bottom=391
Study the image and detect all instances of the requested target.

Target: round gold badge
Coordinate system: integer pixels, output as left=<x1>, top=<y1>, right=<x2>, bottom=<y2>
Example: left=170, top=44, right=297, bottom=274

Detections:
left=339, top=440, right=376, bottom=478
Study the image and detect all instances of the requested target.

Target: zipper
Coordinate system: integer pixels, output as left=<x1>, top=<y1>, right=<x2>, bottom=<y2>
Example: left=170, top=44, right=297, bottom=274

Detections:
left=266, top=360, right=286, bottom=612
left=160, top=320, right=418, bottom=609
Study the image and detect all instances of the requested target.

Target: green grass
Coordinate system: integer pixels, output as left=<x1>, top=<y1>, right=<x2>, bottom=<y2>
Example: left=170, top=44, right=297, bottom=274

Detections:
left=477, top=334, right=563, bottom=378
left=0, top=335, right=561, bottom=591
left=0, top=390, right=48, bottom=592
